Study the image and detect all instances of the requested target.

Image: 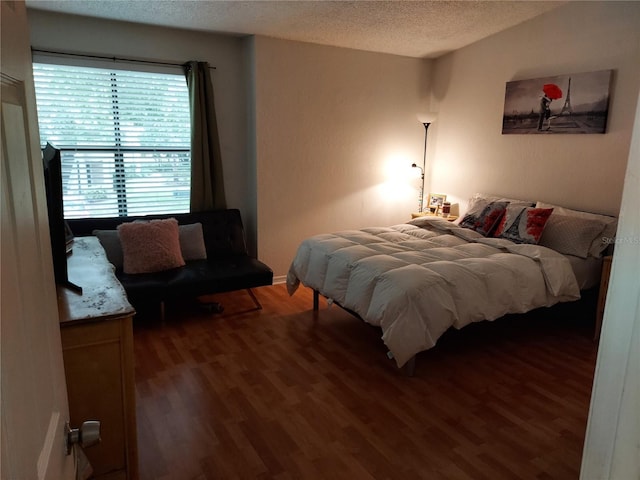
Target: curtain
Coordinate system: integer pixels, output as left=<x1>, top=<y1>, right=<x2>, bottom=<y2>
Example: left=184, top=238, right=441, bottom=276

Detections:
left=184, top=61, right=226, bottom=211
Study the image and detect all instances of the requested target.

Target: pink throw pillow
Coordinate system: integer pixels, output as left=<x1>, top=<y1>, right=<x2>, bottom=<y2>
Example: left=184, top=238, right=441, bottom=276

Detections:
left=118, top=218, right=185, bottom=274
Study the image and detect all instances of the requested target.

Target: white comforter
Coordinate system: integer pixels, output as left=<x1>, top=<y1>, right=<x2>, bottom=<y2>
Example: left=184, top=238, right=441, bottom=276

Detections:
left=286, top=217, right=580, bottom=368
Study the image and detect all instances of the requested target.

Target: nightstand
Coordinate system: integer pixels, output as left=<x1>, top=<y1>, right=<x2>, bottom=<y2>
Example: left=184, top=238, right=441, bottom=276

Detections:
left=594, top=255, right=613, bottom=341
left=411, top=212, right=459, bottom=222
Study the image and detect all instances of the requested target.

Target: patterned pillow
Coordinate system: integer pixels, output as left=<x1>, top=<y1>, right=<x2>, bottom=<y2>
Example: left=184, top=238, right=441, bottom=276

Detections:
left=494, top=206, right=553, bottom=244
left=460, top=201, right=509, bottom=236
left=459, top=200, right=489, bottom=230
left=118, top=218, right=185, bottom=274
left=538, top=214, right=607, bottom=258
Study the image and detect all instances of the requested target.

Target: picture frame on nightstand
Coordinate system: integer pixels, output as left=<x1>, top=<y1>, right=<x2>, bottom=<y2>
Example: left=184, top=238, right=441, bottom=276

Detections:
left=428, top=193, right=447, bottom=209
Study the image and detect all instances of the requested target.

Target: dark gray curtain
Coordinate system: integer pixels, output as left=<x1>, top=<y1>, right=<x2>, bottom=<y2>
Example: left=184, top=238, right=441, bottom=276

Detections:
left=184, top=61, right=226, bottom=211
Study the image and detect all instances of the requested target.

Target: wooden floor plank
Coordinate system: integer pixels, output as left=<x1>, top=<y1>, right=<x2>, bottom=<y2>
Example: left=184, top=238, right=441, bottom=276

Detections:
left=133, top=285, right=598, bottom=479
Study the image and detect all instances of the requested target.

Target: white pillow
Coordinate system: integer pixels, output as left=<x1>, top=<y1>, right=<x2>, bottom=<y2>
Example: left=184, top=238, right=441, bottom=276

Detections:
left=535, top=201, right=617, bottom=257
left=538, top=214, right=607, bottom=258
left=467, top=193, right=534, bottom=212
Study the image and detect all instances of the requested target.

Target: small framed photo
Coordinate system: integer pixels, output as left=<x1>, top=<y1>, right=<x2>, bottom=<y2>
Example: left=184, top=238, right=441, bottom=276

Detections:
left=428, top=193, right=447, bottom=208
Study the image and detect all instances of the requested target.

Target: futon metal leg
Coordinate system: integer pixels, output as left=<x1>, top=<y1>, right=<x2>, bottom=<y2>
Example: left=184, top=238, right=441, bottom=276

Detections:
left=246, top=288, right=263, bottom=310
left=313, top=289, right=319, bottom=311
left=201, top=302, right=224, bottom=314
left=200, top=290, right=261, bottom=315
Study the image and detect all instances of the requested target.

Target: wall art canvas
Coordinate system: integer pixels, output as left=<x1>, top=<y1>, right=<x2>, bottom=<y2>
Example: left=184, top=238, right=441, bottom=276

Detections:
left=502, top=69, right=613, bottom=134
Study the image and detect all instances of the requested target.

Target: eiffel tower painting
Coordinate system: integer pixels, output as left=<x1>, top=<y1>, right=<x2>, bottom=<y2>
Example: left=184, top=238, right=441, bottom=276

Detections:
left=501, top=69, right=613, bottom=134
left=559, top=77, right=573, bottom=115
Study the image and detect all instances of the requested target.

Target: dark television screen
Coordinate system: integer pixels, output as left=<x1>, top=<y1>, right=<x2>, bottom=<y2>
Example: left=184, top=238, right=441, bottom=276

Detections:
left=42, top=142, right=80, bottom=292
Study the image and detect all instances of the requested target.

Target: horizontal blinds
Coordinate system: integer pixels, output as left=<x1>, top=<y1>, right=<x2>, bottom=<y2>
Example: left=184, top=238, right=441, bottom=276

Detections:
left=33, top=63, right=191, bottom=218
left=58, top=150, right=191, bottom=218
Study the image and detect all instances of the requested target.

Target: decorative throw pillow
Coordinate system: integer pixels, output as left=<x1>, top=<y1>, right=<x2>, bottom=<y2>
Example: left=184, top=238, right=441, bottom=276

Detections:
left=93, top=229, right=124, bottom=269
left=460, top=201, right=509, bottom=236
left=117, top=218, right=185, bottom=274
left=536, top=201, right=617, bottom=257
left=538, top=214, right=607, bottom=258
left=179, top=223, right=207, bottom=261
left=494, top=206, right=553, bottom=244
left=459, top=200, right=490, bottom=230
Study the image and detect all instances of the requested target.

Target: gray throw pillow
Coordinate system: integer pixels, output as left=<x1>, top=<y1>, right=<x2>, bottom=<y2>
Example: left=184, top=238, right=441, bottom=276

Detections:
left=179, top=223, right=207, bottom=260
left=93, top=229, right=124, bottom=269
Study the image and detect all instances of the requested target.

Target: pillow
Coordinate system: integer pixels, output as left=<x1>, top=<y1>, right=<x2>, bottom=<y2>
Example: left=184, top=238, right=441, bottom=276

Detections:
left=179, top=222, right=207, bottom=261
left=493, top=206, right=553, bottom=244
left=459, top=199, right=490, bottom=230
left=535, top=201, right=617, bottom=256
left=466, top=193, right=534, bottom=215
left=117, top=218, right=185, bottom=274
left=93, top=222, right=207, bottom=268
left=538, top=214, right=607, bottom=258
left=93, top=229, right=124, bottom=269
left=459, top=201, right=509, bottom=236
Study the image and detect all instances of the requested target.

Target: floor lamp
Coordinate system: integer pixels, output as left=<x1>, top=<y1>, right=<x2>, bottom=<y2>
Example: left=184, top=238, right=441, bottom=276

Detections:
left=411, top=162, right=425, bottom=213
left=412, top=121, right=431, bottom=213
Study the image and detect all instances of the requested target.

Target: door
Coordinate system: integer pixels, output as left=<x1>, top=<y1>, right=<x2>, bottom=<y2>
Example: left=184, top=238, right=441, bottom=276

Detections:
left=1, top=2, right=75, bottom=479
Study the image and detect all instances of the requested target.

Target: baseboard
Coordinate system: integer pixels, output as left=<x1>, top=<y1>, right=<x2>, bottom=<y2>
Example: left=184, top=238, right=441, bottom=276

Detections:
left=272, top=275, right=287, bottom=285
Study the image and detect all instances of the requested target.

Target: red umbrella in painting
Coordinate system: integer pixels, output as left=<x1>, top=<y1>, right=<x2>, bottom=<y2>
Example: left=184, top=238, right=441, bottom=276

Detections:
left=543, top=83, right=563, bottom=99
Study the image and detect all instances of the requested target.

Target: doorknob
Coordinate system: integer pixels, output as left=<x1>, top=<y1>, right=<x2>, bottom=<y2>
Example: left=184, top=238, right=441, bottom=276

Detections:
left=65, top=421, right=101, bottom=455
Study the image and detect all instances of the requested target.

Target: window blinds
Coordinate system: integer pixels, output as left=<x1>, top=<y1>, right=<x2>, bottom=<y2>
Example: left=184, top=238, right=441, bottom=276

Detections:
left=33, top=63, right=191, bottom=218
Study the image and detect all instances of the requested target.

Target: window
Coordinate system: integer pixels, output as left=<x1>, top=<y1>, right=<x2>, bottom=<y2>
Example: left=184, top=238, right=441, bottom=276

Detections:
left=33, top=63, right=191, bottom=218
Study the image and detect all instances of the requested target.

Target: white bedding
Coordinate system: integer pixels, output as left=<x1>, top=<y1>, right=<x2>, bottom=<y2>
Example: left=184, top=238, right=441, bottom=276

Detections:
left=286, top=218, right=581, bottom=368
left=565, top=254, right=603, bottom=290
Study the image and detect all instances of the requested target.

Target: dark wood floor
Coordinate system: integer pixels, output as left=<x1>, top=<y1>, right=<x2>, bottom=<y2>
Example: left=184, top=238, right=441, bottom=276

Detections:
left=133, top=285, right=599, bottom=480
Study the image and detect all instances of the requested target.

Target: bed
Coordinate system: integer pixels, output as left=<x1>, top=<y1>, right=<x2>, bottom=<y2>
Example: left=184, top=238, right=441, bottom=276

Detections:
left=286, top=194, right=616, bottom=372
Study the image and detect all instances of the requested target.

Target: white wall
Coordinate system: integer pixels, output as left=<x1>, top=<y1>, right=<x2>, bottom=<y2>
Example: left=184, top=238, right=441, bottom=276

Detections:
left=252, top=36, right=430, bottom=277
left=581, top=89, right=640, bottom=480
left=429, top=1, right=640, bottom=217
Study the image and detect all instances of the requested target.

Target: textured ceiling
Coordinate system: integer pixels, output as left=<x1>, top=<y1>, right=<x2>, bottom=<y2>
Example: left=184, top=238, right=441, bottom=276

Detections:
left=25, top=0, right=565, bottom=59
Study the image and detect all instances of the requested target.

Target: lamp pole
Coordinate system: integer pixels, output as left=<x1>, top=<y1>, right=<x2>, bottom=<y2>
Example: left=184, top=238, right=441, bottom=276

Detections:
left=411, top=163, right=424, bottom=212
left=419, top=122, right=431, bottom=212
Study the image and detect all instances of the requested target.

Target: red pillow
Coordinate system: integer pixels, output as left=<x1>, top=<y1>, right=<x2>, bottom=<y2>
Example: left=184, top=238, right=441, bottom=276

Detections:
left=494, top=206, right=554, bottom=244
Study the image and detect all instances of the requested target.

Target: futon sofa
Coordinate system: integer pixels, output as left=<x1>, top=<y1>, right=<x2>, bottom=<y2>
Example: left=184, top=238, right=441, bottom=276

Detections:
left=67, top=209, right=273, bottom=317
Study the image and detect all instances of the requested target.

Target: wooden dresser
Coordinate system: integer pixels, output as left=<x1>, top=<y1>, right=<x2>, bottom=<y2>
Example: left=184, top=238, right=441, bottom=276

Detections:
left=58, top=237, right=138, bottom=480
